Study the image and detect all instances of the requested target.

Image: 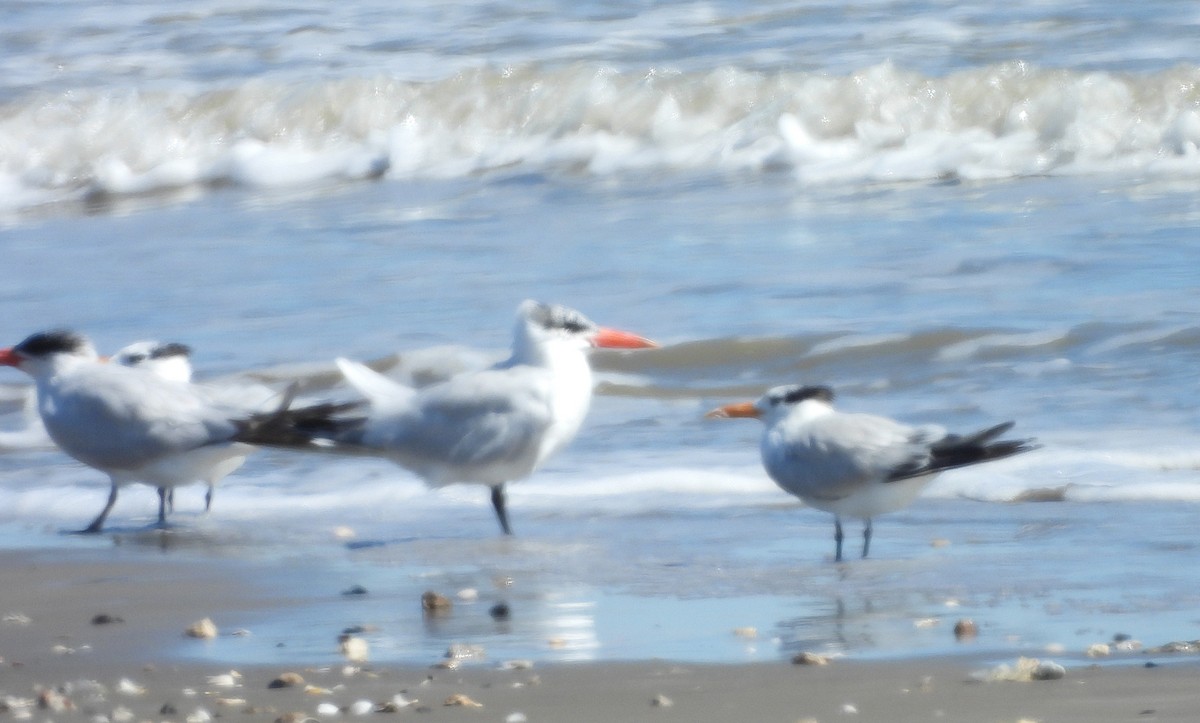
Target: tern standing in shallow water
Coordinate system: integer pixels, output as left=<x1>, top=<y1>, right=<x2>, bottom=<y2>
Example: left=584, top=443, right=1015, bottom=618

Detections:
left=0, top=330, right=353, bottom=533
left=113, top=340, right=253, bottom=519
left=707, top=385, right=1037, bottom=561
left=329, top=300, right=658, bottom=535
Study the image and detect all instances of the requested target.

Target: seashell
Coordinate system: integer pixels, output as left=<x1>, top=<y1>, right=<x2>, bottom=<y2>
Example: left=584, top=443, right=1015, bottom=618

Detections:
left=349, top=700, right=373, bottom=716
left=1086, top=643, right=1111, bottom=658
left=304, top=685, right=333, bottom=696
left=791, top=652, right=830, bottom=666
left=185, top=618, right=218, bottom=639
left=953, top=619, right=978, bottom=640
left=338, top=635, right=369, bottom=663
left=213, top=698, right=248, bottom=708
left=333, top=526, right=356, bottom=540
left=443, top=694, right=483, bottom=708
left=456, top=588, right=479, bottom=602
left=315, top=702, right=340, bottom=716
left=2, top=613, right=32, bottom=626
left=116, top=678, right=145, bottom=696
left=500, top=660, right=534, bottom=671
left=207, top=672, right=241, bottom=688
left=110, top=705, right=135, bottom=723
left=373, top=694, right=418, bottom=713
left=913, top=618, right=939, bottom=629
left=651, top=694, right=673, bottom=708
left=732, top=627, right=758, bottom=639
left=186, top=709, right=213, bottom=723
left=505, top=714, right=528, bottom=723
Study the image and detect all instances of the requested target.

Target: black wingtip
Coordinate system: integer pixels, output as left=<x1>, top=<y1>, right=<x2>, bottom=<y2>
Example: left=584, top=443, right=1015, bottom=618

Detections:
left=234, top=394, right=365, bottom=449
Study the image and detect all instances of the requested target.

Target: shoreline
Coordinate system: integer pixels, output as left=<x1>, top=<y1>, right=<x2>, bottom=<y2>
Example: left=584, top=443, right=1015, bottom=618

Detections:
left=3, top=545, right=1200, bottom=722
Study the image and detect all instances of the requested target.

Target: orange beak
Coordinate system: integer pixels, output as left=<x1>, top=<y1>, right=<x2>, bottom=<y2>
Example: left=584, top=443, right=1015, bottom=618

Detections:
left=0, top=348, right=19, bottom=367
left=705, top=401, right=761, bottom=419
left=592, top=327, right=658, bottom=349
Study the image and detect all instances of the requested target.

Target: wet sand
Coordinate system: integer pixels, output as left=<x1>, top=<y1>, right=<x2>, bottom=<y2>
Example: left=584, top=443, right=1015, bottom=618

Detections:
left=2, top=546, right=1200, bottom=722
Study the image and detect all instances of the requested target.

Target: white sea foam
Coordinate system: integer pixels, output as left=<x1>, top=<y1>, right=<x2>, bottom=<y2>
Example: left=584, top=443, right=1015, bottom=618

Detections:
left=6, top=63, right=1200, bottom=211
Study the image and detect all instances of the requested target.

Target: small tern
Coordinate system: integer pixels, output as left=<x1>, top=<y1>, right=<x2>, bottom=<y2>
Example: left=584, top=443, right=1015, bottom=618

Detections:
left=707, top=384, right=1037, bottom=561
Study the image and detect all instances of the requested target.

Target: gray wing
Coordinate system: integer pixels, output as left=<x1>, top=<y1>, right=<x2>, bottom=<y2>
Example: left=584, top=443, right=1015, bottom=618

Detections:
left=42, top=365, right=238, bottom=470
left=356, top=366, right=554, bottom=483
left=764, top=412, right=935, bottom=500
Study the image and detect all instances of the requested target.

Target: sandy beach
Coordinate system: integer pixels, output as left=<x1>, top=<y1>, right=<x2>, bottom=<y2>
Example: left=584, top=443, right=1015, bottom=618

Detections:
left=3, top=543, right=1199, bottom=723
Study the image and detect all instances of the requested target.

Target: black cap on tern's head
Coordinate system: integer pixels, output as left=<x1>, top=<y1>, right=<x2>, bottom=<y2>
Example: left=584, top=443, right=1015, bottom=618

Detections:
left=13, top=330, right=93, bottom=358
left=764, top=384, right=836, bottom=408
left=0, top=329, right=99, bottom=372
left=114, top=340, right=192, bottom=366
left=522, top=301, right=598, bottom=337
left=706, top=384, right=835, bottom=421
left=516, top=300, right=658, bottom=351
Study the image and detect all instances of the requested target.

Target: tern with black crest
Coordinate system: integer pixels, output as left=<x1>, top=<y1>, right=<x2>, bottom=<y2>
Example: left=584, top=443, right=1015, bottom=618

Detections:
left=0, top=330, right=355, bottom=533
left=707, top=384, right=1037, bottom=561
left=328, top=300, right=658, bottom=535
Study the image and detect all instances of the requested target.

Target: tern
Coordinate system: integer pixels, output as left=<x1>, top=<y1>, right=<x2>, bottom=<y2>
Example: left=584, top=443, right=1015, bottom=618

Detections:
left=707, top=384, right=1036, bottom=561
left=329, top=300, right=658, bottom=535
left=113, top=340, right=249, bottom=519
left=0, top=329, right=354, bottom=533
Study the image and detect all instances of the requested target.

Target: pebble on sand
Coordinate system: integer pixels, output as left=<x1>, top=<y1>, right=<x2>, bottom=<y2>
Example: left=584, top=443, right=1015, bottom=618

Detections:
left=977, top=657, right=1066, bottom=682
left=36, top=689, right=72, bottom=712
left=185, top=618, right=218, bottom=639
left=651, top=694, right=674, bottom=708
left=268, top=672, right=306, bottom=689
left=1086, top=643, right=1111, bottom=658
left=732, top=627, right=758, bottom=639
left=91, top=613, right=124, bottom=625
left=444, top=693, right=483, bottom=708
left=791, top=652, right=830, bottom=666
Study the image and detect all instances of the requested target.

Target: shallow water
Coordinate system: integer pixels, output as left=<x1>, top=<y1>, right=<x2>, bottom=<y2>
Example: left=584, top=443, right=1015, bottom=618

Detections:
left=2, top=0, right=1200, bottom=666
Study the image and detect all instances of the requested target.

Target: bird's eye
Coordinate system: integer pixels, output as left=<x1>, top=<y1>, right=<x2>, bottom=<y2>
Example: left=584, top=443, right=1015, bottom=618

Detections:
left=126, top=354, right=146, bottom=364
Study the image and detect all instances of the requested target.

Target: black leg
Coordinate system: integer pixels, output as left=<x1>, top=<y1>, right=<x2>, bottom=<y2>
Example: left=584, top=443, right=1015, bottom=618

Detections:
left=157, top=488, right=169, bottom=526
left=862, top=518, right=873, bottom=559
left=204, top=485, right=214, bottom=513
left=81, top=483, right=119, bottom=534
left=167, top=488, right=175, bottom=513
left=834, top=516, right=844, bottom=562
left=491, top=484, right=513, bottom=535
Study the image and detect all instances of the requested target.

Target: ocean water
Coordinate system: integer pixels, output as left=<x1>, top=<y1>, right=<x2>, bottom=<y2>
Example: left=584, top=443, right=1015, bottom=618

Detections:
left=1, top=0, right=1200, bottom=666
